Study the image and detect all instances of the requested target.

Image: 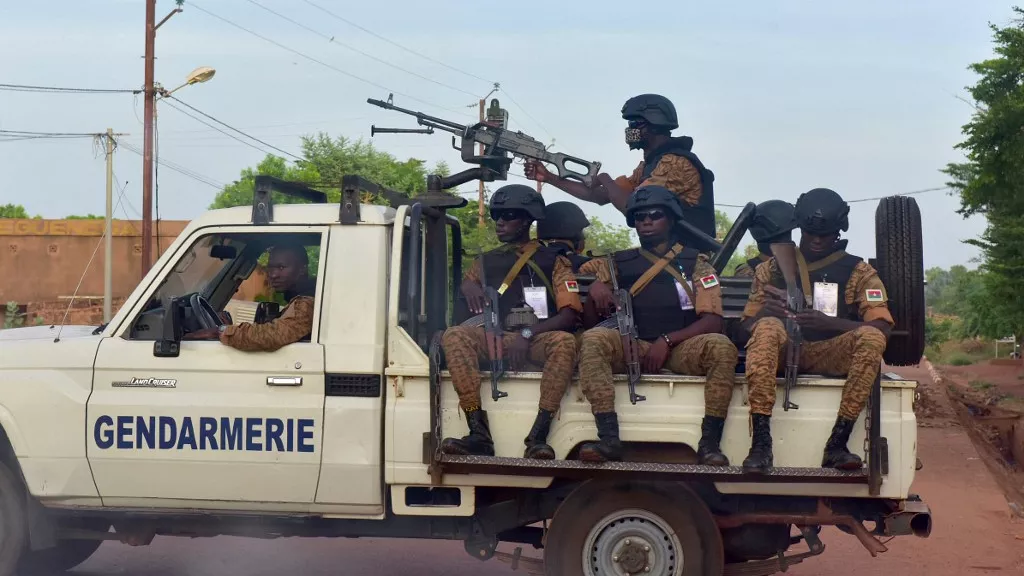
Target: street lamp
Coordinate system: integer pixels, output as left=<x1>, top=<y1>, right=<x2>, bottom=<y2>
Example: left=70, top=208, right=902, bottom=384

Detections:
left=162, top=66, right=216, bottom=97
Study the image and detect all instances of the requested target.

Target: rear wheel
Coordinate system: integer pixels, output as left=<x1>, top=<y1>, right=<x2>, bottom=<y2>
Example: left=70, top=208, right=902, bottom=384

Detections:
left=543, top=481, right=723, bottom=576
left=875, top=195, right=925, bottom=366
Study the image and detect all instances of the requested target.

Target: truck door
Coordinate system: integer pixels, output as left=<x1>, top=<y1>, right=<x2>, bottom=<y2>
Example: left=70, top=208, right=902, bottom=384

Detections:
left=87, top=226, right=328, bottom=509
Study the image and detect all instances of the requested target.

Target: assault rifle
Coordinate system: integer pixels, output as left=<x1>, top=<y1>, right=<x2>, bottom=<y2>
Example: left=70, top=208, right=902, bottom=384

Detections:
left=368, top=95, right=601, bottom=187
left=478, top=257, right=508, bottom=401
left=770, top=243, right=803, bottom=411
left=607, top=257, right=646, bottom=404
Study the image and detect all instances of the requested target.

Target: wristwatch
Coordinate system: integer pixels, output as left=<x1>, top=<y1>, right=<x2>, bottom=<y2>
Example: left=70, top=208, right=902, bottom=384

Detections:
left=661, top=333, right=673, bottom=347
left=520, top=327, right=534, bottom=341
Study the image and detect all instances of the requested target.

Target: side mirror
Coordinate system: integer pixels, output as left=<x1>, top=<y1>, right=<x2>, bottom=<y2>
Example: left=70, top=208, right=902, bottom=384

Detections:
left=210, top=245, right=238, bottom=260
left=154, top=297, right=184, bottom=358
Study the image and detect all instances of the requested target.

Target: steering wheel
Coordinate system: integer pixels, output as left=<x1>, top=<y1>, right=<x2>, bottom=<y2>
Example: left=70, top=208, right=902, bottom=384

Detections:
left=188, top=293, right=223, bottom=331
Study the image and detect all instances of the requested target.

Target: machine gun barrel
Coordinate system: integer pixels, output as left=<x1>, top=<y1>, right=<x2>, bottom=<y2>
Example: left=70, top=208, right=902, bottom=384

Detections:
left=371, top=125, right=434, bottom=136
left=367, top=98, right=466, bottom=135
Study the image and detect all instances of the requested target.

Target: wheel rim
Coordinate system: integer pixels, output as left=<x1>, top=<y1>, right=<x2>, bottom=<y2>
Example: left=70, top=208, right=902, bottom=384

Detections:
left=583, top=508, right=682, bottom=575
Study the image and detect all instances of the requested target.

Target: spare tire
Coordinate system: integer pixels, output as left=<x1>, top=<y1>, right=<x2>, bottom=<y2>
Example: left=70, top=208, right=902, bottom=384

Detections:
left=875, top=196, right=925, bottom=366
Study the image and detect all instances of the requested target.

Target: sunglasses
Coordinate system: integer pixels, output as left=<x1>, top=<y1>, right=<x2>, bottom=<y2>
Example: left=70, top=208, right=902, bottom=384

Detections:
left=632, top=209, right=666, bottom=223
left=491, top=210, right=527, bottom=222
left=627, top=119, right=648, bottom=129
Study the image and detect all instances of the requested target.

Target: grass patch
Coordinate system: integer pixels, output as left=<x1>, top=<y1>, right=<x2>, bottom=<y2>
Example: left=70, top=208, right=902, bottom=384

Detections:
left=948, top=353, right=974, bottom=366
left=970, top=379, right=995, bottom=391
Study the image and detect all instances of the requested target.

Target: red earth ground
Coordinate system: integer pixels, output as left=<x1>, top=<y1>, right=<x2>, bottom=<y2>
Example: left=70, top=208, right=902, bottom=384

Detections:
left=71, top=364, right=1024, bottom=575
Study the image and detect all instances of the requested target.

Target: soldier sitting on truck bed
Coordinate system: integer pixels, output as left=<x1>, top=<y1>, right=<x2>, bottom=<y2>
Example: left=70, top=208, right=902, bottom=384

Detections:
left=536, top=201, right=591, bottom=272
left=525, top=93, right=716, bottom=238
left=740, top=188, right=893, bottom=473
left=574, top=185, right=739, bottom=464
left=185, top=243, right=315, bottom=351
left=441, top=185, right=582, bottom=460
left=734, top=200, right=798, bottom=278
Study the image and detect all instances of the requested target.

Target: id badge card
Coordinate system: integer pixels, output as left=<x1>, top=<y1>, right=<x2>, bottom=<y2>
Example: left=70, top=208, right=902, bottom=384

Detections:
left=523, top=286, right=549, bottom=319
left=674, top=280, right=695, bottom=311
left=813, top=282, right=839, bottom=317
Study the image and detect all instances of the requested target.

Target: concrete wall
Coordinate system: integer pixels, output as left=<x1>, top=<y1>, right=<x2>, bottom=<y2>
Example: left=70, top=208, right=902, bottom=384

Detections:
left=0, top=219, right=266, bottom=306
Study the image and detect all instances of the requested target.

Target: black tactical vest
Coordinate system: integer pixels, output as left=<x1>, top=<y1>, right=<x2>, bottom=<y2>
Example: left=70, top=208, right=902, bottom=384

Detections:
left=642, top=137, right=716, bottom=239
left=745, top=256, right=768, bottom=273
left=770, top=250, right=863, bottom=342
left=614, top=247, right=700, bottom=341
left=480, top=244, right=561, bottom=321
left=546, top=242, right=591, bottom=272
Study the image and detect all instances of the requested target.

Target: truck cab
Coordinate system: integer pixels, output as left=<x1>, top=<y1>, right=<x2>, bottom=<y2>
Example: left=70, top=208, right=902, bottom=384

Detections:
left=0, top=175, right=930, bottom=576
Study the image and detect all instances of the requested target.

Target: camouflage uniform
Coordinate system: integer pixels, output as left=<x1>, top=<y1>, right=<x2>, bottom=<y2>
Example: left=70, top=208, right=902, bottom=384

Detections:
left=742, top=258, right=894, bottom=419
left=615, top=152, right=705, bottom=208
left=577, top=254, right=736, bottom=416
left=733, top=255, right=770, bottom=278
left=220, top=295, right=315, bottom=352
left=447, top=240, right=582, bottom=413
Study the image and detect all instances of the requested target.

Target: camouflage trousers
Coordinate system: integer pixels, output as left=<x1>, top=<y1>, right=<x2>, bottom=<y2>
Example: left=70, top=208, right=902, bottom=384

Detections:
left=745, top=317, right=887, bottom=420
left=578, top=328, right=739, bottom=417
left=442, top=325, right=577, bottom=413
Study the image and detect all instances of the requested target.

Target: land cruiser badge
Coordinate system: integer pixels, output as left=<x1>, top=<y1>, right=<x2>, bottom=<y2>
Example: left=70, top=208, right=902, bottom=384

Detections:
left=112, top=377, right=177, bottom=389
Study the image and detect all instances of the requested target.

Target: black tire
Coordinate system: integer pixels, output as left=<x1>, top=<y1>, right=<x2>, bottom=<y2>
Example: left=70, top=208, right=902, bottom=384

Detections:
left=543, top=481, right=723, bottom=576
left=875, top=196, right=925, bottom=366
left=18, top=537, right=104, bottom=575
left=0, top=462, right=27, bottom=576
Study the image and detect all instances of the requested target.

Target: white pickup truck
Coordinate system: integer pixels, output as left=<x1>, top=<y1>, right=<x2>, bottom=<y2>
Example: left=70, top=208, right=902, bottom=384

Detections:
left=0, top=174, right=931, bottom=576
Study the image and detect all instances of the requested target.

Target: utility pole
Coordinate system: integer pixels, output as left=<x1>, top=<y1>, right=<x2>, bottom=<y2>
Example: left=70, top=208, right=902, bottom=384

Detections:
left=104, top=129, right=114, bottom=323
left=477, top=98, right=486, bottom=227
left=141, top=0, right=156, bottom=277
left=141, top=0, right=182, bottom=278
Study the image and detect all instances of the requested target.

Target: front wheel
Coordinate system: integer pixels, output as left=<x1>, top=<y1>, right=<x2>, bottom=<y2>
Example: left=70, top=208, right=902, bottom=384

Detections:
left=543, top=481, right=723, bottom=576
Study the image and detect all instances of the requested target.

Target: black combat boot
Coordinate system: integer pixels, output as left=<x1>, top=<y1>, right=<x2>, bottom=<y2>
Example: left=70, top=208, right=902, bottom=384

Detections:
left=440, top=410, right=495, bottom=456
left=523, top=409, right=556, bottom=459
left=696, top=416, right=729, bottom=466
left=578, top=412, right=624, bottom=462
left=821, top=417, right=863, bottom=470
left=742, top=414, right=774, bottom=473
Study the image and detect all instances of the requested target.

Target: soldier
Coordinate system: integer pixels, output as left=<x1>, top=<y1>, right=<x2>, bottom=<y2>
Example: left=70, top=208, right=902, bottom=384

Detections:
left=574, top=185, right=738, bottom=463
left=740, top=188, right=893, bottom=472
left=734, top=200, right=798, bottom=278
left=442, top=185, right=581, bottom=460
left=184, top=243, right=315, bottom=351
left=525, top=94, right=716, bottom=238
left=536, top=201, right=591, bottom=271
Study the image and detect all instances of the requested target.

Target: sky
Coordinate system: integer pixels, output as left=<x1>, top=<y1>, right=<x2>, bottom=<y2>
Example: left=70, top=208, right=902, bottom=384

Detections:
left=0, top=0, right=1013, bottom=270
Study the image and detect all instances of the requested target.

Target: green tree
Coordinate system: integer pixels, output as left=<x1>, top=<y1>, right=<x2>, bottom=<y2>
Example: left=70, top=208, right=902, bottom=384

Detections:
left=714, top=210, right=757, bottom=275
left=0, top=204, right=29, bottom=219
left=943, top=8, right=1024, bottom=342
left=585, top=216, right=635, bottom=256
left=65, top=214, right=103, bottom=220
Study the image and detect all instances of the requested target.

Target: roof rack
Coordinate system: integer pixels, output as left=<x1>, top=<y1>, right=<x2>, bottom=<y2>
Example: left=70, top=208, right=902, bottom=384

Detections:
left=252, top=176, right=328, bottom=225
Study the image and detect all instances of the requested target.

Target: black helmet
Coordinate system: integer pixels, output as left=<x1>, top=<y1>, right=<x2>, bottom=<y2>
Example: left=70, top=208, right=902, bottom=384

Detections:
left=621, top=94, right=679, bottom=130
left=489, top=184, right=545, bottom=221
left=625, top=185, right=684, bottom=228
left=795, top=188, right=850, bottom=235
left=749, top=200, right=798, bottom=243
left=537, top=201, right=590, bottom=240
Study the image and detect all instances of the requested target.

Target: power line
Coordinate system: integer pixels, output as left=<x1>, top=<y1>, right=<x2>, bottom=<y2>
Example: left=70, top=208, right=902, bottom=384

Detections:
left=0, top=83, right=140, bottom=95
left=302, top=0, right=495, bottom=86
left=160, top=99, right=277, bottom=158
left=716, top=186, right=952, bottom=209
left=498, top=88, right=556, bottom=143
left=0, top=129, right=103, bottom=138
left=164, top=95, right=305, bottom=162
left=120, top=141, right=224, bottom=190
left=244, top=0, right=479, bottom=98
left=188, top=2, right=475, bottom=118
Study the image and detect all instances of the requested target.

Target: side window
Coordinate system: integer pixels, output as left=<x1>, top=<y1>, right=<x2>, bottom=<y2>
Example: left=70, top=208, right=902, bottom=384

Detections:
left=128, top=231, right=323, bottom=341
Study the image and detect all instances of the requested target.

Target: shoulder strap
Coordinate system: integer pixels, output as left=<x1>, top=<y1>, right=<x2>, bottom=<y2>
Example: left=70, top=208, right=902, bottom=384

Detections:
left=631, top=243, right=695, bottom=303
left=497, top=243, right=541, bottom=295
left=794, top=250, right=813, bottom=307
left=524, top=259, right=554, bottom=293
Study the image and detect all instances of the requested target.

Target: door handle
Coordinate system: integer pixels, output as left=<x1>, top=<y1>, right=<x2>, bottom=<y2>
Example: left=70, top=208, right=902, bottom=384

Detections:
left=267, top=377, right=303, bottom=387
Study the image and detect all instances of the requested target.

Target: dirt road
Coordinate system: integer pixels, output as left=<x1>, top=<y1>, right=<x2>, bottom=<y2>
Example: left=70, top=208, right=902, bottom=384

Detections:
left=69, top=365, right=1023, bottom=576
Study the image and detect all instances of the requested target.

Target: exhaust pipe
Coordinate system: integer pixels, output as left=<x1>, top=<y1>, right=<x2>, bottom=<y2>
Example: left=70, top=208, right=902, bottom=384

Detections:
left=883, top=501, right=932, bottom=538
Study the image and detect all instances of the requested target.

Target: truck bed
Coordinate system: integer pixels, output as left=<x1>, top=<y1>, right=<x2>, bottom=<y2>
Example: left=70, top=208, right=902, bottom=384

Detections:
left=387, top=370, right=917, bottom=500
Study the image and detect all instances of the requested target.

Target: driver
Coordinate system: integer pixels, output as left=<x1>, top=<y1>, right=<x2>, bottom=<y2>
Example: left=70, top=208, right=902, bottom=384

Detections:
left=186, top=243, right=315, bottom=351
